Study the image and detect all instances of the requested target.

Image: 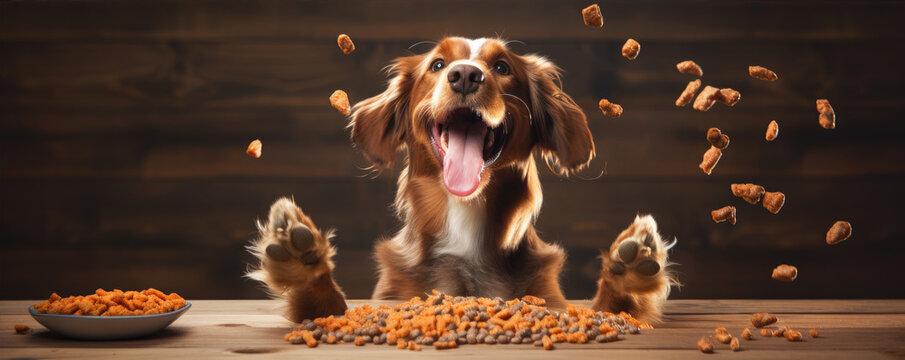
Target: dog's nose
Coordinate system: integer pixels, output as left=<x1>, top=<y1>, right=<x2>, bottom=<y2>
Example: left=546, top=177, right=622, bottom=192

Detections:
left=447, top=64, right=484, bottom=95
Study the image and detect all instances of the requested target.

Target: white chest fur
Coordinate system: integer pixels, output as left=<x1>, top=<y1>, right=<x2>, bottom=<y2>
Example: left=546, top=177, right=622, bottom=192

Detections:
left=434, top=195, right=486, bottom=263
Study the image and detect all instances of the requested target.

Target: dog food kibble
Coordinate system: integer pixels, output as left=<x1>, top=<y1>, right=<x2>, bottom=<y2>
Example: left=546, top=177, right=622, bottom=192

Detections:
left=714, top=328, right=732, bottom=344
left=246, top=139, right=262, bottom=158
left=715, top=88, right=741, bottom=107
left=816, top=99, right=836, bottom=129
left=598, top=99, right=623, bottom=118
left=522, top=295, right=545, bottom=306
left=741, top=327, right=753, bottom=340
left=711, top=206, right=737, bottom=225
left=282, top=290, right=647, bottom=350
left=582, top=4, right=604, bottom=28
left=766, top=120, right=779, bottom=141
left=730, top=337, right=741, bottom=351
left=749, top=66, right=779, bottom=81
left=699, top=146, right=722, bottom=175
left=435, top=340, right=457, bottom=350
left=772, top=264, right=798, bottom=282
left=542, top=334, right=554, bottom=350
left=675, top=79, right=701, bottom=107
left=809, top=329, right=819, bottom=338
left=826, top=221, right=852, bottom=245
left=621, top=39, right=640, bottom=60
left=32, top=289, right=186, bottom=316
left=763, top=191, right=785, bottom=214
left=785, top=329, right=803, bottom=342
left=731, top=183, right=766, bottom=205
left=693, top=86, right=720, bottom=112
left=751, top=313, right=778, bottom=328
left=760, top=328, right=772, bottom=336
left=330, top=90, right=351, bottom=116
left=337, top=34, right=355, bottom=54
left=706, top=128, right=730, bottom=149
left=677, top=60, right=703, bottom=76
left=772, top=326, right=787, bottom=337
left=14, top=324, right=29, bottom=334
left=697, top=337, right=715, bottom=353
left=289, top=330, right=318, bottom=347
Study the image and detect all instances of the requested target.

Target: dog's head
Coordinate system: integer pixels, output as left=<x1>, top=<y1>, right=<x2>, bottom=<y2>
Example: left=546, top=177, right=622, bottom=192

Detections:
left=350, top=37, right=595, bottom=198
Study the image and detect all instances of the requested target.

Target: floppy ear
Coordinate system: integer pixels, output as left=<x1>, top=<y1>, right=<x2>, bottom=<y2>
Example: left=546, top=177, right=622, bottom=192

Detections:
left=349, top=56, right=418, bottom=167
left=524, top=55, right=596, bottom=176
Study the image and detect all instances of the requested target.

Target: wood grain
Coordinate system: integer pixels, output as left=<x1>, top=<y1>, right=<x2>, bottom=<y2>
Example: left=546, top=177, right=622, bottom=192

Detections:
left=4, top=300, right=905, bottom=316
left=2, top=107, right=903, bottom=179
left=3, top=39, right=904, bottom=110
left=2, top=0, right=904, bottom=41
left=2, top=177, right=903, bottom=300
left=1, top=300, right=903, bottom=359
left=1, top=0, right=904, bottom=301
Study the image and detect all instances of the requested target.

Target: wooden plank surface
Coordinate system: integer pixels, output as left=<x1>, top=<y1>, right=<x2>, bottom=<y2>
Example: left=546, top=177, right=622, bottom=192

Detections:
left=2, top=0, right=903, bottom=41
left=2, top=178, right=902, bottom=301
left=2, top=39, right=904, bottom=110
left=2, top=0, right=904, bottom=302
left=2, top=107, right=903, bottom=179
left=4, top=299, right=905, bottom=316
left=2, top=300, right=903, bottom=359
left=2, top=177, right=903, bottom=300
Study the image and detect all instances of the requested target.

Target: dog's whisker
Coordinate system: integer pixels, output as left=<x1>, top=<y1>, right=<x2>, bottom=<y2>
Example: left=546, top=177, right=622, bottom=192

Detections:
left=353, top=158, right=384, bottom=179
left=571, top=160, right=606, bottom=181
left=504, top=39, right=527, bottom=47
left=501, top=93, right=532, bottom=124
left=663, top=237, right=678, bottom=251
left=408, top=40, right=438, bottom=50
left=572, top=168, right=606, bottom=181
left=381, top=62, right=403, bottom=75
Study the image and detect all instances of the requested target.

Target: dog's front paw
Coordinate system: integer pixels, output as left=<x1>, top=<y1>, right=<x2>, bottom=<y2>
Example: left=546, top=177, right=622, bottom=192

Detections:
left=593, top=214, right=677, bottom=323
left=605, top=215, right=674, bottom=293
left=252, top=198, right=335, bottom=289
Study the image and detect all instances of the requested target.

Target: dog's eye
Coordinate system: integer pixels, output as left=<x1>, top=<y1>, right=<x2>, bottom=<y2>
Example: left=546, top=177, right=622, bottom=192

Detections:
left=430, top=59, right=445, bottom=72
left=493, top=61, right=510, bottom=75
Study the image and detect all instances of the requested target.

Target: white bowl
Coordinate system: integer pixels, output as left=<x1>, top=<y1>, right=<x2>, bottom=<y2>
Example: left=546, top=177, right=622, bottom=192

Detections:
left=29, top=302, right=191, bottom=340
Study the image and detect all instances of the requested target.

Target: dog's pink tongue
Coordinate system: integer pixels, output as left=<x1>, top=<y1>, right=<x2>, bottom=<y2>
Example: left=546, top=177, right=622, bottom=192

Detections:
left=443, top=121, right=486, bottom=197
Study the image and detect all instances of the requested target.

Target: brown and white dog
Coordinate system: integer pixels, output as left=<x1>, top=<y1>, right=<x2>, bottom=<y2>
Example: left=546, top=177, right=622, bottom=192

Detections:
left=247, top=37, right=677, bottom=324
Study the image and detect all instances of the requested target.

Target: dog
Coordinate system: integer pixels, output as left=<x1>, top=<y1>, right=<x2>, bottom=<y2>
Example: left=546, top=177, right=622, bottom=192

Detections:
left=247, top=37, right=677, bottom=324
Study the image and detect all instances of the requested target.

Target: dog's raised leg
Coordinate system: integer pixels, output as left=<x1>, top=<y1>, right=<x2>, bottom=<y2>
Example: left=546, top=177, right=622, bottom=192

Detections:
left=247, top=197, right=347, bottom=323
left=591, top=215, right=677, bottom=324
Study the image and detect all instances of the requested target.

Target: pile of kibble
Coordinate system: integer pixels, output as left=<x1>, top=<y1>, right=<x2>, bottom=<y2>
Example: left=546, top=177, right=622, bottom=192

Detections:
left=284, top=291, right=649, bottom=351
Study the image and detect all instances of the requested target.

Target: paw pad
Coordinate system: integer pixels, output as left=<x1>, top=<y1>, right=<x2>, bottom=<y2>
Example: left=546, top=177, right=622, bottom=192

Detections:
left=290, top=226, right=315, bottom=251
left=611, top=228, right=664, bottom=278
left=617, top=241, right=639, bottom=263
left=266, top=244, right=292, bottom=262
left=635, top=259, right=660, bottom=276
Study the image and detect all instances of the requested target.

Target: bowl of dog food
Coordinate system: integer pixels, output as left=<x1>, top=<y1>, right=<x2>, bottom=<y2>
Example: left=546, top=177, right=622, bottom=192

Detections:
left=28, top=288, right=190, bottom=340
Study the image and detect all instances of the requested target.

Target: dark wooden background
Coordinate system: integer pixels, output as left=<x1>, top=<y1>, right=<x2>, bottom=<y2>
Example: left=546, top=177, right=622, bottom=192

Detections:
left=2, top=0, right=904, bottom=301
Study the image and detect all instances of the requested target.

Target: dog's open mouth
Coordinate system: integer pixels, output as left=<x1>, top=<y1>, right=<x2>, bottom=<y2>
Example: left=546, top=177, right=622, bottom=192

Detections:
left=430, top=108, right=506, bottom=197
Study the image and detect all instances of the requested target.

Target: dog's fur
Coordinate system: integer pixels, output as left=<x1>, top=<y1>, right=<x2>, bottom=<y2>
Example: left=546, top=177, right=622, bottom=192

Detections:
left=247, top=37, right=677, bottom=324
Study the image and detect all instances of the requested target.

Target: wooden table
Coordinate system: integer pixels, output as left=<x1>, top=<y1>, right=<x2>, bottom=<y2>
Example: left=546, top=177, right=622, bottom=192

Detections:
left=2, top=300, right=904, bottom=359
